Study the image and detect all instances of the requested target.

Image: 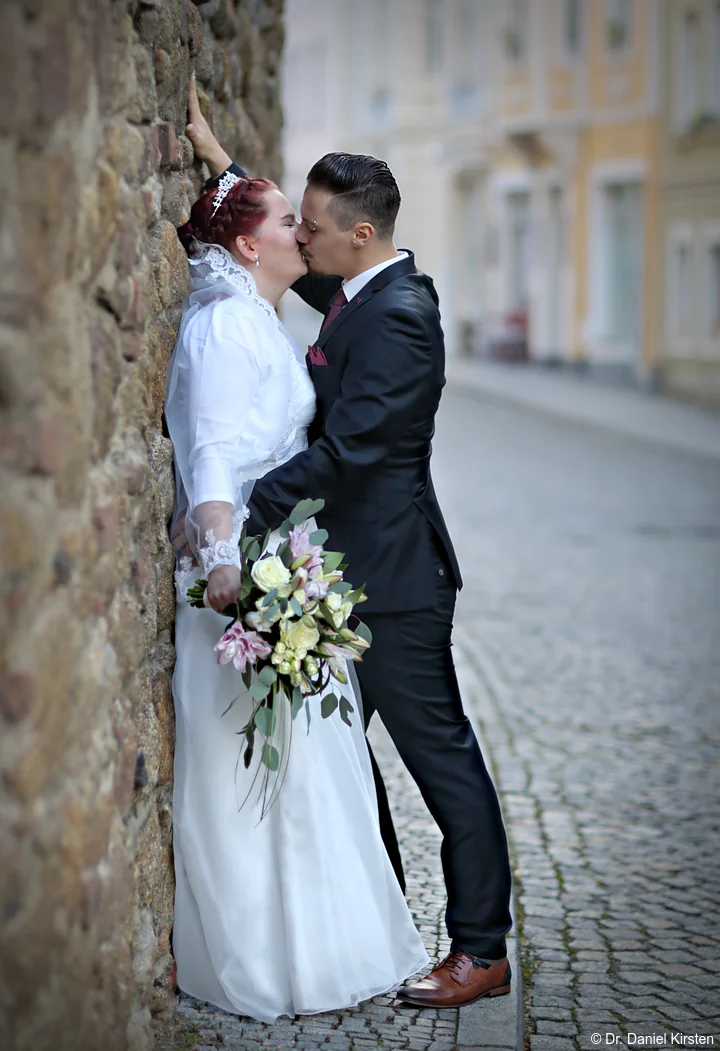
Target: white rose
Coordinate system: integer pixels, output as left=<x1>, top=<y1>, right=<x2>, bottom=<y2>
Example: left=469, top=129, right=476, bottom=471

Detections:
left=325, top=592, right=342, bottom=612
left=285, top=619, right=320, bottom=654
left=251, top=555, right=291, bottom=593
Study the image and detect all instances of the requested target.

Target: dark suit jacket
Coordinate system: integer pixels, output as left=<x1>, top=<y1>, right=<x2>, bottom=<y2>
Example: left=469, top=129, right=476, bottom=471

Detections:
left=203, top=165, right=462, bottom=612
left=248, top=254, right=463, bottom=613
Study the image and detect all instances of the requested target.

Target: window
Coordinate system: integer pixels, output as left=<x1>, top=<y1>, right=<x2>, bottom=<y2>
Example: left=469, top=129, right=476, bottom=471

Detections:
left=564, top=0, right=583, bottom=56
left=451, top=0, right=480, bottom=115
left=505, top=0, right=529, bottom=63
left=710, top=2, right=720, bottom=114
left=669, top=238, right=694, bottom=342
left=425, top=0, right=444, bottom=73
left=507, top=191, right=531, bottom=312
left=369, top=87, right=391, bottom=128
left=677, top=9, right=702, bottom=127
left=605, top=0, right=633, bottom=51
left=604, top=182, right=642, bottom=345
left=708, top=242, right=720, bottom=340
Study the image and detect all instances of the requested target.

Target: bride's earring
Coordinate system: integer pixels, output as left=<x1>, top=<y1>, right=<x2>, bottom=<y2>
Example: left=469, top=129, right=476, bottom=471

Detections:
left=254, top=254, right=259, bottom=267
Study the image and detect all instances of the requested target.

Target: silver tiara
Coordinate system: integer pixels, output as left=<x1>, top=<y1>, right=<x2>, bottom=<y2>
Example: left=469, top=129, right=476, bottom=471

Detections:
left=211, top=171, right=242, bottom=218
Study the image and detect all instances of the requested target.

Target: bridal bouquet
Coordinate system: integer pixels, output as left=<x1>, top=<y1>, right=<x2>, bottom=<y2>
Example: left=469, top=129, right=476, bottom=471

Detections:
left=186, top=498, right=371, bottom=811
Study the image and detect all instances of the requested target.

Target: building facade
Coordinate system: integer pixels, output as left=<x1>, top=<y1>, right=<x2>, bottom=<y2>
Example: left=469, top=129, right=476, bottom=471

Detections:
left=657, top=0, right=720, bottom=407
left=282, top=0, right=720, bottom=406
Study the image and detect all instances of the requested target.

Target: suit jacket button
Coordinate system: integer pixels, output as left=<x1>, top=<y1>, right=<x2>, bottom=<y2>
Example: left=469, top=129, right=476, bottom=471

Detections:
left=438, top=567, right=445, bottom=577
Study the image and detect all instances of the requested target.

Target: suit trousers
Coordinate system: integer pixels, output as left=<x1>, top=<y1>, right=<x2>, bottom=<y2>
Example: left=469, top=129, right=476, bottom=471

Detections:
left=356, top=552, right=513, bottom=960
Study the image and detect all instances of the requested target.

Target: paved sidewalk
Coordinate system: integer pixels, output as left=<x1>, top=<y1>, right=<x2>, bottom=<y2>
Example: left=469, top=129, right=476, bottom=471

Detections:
left=445, top=359, right=720, bottom=462
left=154, top=671, right=522, bottom=1051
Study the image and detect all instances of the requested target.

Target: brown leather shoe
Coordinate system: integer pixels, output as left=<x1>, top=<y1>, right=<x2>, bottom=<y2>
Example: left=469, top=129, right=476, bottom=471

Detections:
left=396, top=950, right=511, bottom=1007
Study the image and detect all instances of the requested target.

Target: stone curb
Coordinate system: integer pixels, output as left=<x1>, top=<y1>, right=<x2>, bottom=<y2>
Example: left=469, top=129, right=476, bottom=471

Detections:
left=452, top=643, right=525, bottom=1051
left=445, top=359, right=720, bottom=462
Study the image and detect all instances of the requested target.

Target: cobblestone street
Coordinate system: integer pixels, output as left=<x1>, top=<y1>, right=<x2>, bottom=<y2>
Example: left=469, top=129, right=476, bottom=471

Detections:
left=435, top=388, right=720, bottom=1050
left=156, top=385, right=719, bottom=1051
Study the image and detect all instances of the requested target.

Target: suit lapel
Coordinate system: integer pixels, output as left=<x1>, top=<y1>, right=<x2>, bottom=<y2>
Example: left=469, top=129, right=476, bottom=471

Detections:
left=316, top=288, right=369, bottom=350
left=315, top=251, right=416, bottom=351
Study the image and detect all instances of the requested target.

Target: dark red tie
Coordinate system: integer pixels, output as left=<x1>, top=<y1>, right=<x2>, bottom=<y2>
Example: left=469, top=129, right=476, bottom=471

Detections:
left=321, top=288, right=347, bottom=332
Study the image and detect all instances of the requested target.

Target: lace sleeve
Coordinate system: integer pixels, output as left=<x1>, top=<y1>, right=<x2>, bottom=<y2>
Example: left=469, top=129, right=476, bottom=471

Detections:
left=196, top=507, right=248, bottom=576
left=166, top=292, right=294, bottom=584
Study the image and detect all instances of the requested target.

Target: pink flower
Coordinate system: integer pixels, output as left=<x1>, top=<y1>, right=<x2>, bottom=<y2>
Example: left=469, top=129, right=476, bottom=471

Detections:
left=318, top=641, right=360, bottom=662
left=214, top=622, right=272, bottom=673
left=305, top=576, right=329, bottom=600
left=289, top=526, right=316, bottom=559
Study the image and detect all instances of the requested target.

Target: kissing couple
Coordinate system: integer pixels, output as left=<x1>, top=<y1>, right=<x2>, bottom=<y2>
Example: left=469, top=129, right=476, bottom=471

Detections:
left=165, top=74, right=513, bottom=1022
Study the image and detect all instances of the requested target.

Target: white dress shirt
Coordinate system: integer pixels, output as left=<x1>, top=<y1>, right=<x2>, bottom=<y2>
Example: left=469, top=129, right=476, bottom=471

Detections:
left=341, top=251, right=409, bottom=303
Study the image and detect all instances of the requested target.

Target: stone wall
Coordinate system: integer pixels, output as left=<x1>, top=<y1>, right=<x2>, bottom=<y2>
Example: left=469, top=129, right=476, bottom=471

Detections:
left=0, top=2, right=283, bottom=1048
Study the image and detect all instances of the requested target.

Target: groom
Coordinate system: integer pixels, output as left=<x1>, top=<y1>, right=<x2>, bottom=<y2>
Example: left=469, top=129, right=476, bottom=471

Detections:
left=182, top=85, right=513, bottom=1008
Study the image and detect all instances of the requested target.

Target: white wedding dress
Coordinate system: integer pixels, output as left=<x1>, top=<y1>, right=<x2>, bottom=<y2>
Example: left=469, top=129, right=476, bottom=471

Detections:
left=165, top=244, right=428, bottom=1023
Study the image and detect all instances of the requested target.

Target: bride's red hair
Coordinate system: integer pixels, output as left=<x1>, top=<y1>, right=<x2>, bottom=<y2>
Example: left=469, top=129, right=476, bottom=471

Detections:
left=177, top=176, right=278, bottom=255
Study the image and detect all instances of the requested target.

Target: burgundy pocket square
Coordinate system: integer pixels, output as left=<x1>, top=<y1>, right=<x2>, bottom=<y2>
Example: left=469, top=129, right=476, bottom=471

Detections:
left=308, top=345, right=328, bottom=366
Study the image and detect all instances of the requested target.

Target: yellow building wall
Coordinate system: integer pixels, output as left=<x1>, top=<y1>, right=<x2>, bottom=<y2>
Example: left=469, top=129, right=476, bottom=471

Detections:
left=571, top=119, right=661, bottom=369
left=587, top=0, right=651, bottom=112
left=548, top=67, right=581, bottom=115
left=501, top=70, right=534, bottom=121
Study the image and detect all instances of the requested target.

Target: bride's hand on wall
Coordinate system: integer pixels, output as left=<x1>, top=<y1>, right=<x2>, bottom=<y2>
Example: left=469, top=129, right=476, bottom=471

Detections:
left=207, top=564, right=241, bottom=613
left=186, top=71, right=232, bottom=177
left=170, top=512, right=193, bottom=561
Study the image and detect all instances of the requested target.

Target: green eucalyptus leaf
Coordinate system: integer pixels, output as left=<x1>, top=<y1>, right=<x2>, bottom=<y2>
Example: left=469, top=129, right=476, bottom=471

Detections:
left=243, top=739, right=254, bottom=768
left=255, top=706, right=276, bottom=737
left=328, top=581, right=352, bottom=595
left=304, top=699, right=311, bottom=733
left=321, top=693, right=339, bottom=719
left=246, top=540, right=261, bottom=562
left=261, top=743, right=280, bottom=771
left=250, top=679, right=271, bottom=702
left=308, top=528, right=329, bottom=545
left=260, top=587, right=279, bottom=607
left=289, top=497, right=325, bottom=525
left=339, top=694, right=355, bottom=727
left=241, top=665, right=253, bottom=690
left=276, top=539, right=292, bottom=565
left=279, top=597, right=288, bottom=614
left=290, top=597, right=303, bottom=618
left=257, top=665, right=277, bottom=686
left=291, top=686, right=304, bottom=720
left=322, top=551, right=344, bottom=573
left=355, top=620, right=373, bottom=646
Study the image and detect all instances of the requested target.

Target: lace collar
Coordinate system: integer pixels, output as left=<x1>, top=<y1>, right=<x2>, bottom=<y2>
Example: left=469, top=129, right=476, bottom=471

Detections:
left=188, top=240, right=278, bottom=325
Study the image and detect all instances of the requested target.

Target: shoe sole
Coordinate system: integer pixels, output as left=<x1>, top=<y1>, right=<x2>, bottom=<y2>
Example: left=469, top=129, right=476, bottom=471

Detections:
left=396, top=983, right=512, bottom=1008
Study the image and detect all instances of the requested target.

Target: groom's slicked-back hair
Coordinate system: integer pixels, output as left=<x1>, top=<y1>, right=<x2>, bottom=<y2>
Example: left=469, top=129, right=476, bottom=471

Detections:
left=307, top=153, right=401, bottom=241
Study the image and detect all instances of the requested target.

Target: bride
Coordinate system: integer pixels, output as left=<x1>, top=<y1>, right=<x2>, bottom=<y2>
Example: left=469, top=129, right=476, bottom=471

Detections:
left=164, top=172, right=429, bottom=1023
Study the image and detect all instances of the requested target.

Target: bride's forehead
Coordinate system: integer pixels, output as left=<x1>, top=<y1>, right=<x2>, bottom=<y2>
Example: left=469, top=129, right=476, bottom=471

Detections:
left=266, top=189, right=292, bottom=213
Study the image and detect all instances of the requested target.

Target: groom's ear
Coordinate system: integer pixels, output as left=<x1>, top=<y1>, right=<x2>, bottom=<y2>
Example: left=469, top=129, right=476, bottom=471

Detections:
left=351, top=222, right=374, bottom=248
